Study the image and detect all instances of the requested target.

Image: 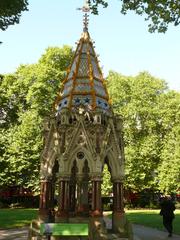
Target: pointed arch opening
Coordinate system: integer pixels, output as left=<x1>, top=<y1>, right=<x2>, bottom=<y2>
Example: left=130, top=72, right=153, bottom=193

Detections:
left=69, top=158, right=91, bottom=217
left=102, top=157, right=113, bottom=212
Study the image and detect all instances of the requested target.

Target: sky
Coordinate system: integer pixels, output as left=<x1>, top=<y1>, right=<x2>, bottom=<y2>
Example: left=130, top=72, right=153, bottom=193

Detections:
left=0, top=0, right=180, bottom=91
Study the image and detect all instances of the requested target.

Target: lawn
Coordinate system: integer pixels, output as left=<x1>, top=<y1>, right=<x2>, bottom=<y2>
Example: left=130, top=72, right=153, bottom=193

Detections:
left=0, top=208, right=37, bottom=229
left=0, top=208, right=180, bottom=235
left=125, top=209, right=180, bottom=235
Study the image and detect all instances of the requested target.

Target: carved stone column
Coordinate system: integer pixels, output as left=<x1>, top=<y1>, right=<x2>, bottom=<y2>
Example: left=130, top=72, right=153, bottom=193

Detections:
left=112, top=180, right=127, bottom=234
left=91, top=176, right=102, bottom=217
left=69, top=181, right=76, bottom=213
left=113, top=180, right=124, bottom=214
left=76, top=177, right=83, bottom=214
left=76, top=176, right=89, bottom=216
left=39, top=177, right=54, bottom=222
left=69, top=160, right=77, bottom=214
left=56, top=177, right=70, bottom=222
left=81, top=179, right=89, bottom=212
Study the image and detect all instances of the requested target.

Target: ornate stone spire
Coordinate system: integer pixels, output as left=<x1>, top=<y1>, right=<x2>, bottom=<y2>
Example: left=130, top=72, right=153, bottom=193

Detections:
left=55, top=1, right=111, bottom=114
left=77, top=0, right=90, bottom=32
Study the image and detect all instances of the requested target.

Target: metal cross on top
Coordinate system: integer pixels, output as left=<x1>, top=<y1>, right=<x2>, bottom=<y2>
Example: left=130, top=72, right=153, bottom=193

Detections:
left=77, top=0, right=90, bottom=32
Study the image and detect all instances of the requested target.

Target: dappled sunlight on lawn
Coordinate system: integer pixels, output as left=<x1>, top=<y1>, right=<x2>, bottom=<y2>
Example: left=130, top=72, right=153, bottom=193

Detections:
left=0, top=209, right=38, bottom=229
left=103, top=209, right=180, bottom=235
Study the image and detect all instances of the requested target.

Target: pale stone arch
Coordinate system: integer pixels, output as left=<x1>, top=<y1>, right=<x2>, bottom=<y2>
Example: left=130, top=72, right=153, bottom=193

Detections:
left=66, top=146, right=93, bottom=174
left=105, top=149, right=122, bottom=180
left=47, top=151, right=58, bottom=175
left=41, top=150, right=57, bottom=177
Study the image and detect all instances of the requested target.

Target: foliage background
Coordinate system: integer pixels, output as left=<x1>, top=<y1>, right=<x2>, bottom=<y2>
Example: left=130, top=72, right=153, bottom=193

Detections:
left=0, top=46, right=179, bottom=195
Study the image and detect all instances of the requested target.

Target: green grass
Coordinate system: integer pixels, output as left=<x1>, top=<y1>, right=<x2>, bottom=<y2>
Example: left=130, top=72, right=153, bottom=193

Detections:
left=0, top=208, right=180, bottom=235
left=0, top=208, right=38, bottom=229
left=125, top=209, right=180, bottom=235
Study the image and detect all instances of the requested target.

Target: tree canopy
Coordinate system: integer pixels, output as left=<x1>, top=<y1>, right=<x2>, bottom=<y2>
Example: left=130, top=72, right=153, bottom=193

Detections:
left=157, top=91, right=180, bottom=193
left=0, top=47, right=179, bottom=195
left=88, top=0, right=180, bottom=32
left=107, top=71, right=180, bottom=193
left=0, top=46, right=73, bottom=190
left=0, top=0, right=28, bottom=31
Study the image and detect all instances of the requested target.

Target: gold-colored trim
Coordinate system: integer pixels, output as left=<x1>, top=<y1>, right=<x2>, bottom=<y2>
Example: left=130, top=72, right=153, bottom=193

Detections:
left=92, top=42, right=111, bottom=105
left=68, top=39, right=83, bottom=109
left=53, top=29, right=111, bottom=112
left=87, top=40, right=96, bottom=109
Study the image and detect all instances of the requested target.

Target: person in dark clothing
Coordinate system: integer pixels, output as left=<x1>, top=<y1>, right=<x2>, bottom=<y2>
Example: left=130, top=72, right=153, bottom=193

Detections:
left=160, top=196, right=176, bottom=237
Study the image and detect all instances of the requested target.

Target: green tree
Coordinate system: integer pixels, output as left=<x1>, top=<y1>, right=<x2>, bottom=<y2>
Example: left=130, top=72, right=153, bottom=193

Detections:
left=0, top=0, right=28, bottom=31
left=107, top=71, right=168, bottom=191
left=1, top=47, right=179, bottom=196
left=0, top=46, right=73, bottom=190
left=88, top=0, right=180, bottom=32
left=0, top=111, right=42, bottom=189
left=157, top=91, right=180, bottom=193
left=158, top=125, right=180, bottom=193
left=102, top=164, right=112, bottom=196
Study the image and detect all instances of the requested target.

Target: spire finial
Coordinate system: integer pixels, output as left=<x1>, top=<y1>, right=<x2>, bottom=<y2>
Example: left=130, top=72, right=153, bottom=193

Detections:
left=77, top=0, right=90, bottom=32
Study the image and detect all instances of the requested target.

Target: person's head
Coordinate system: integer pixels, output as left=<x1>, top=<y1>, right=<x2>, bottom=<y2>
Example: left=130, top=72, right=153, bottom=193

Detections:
left=165, top=195, right=172, bottom=201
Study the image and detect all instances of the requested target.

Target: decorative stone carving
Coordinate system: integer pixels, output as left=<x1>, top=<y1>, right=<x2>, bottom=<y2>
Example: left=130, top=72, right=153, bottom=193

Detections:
left=37, top=7, right=129, bottom=239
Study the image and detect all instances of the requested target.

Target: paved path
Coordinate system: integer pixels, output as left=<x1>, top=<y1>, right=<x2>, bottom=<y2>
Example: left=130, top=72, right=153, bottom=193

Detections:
left=104, top=217, right=180, bottom=240
left=133, top=224, right=180, bottom=240
left=0, top=227, right=28, bottom=240
left=0, top=224, right=180, bottom=240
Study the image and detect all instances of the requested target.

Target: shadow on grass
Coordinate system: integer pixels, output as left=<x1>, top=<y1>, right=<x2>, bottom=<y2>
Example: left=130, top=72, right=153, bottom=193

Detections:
left=127, top=210, right=180, bottom=235
left=0, top=208, right=180, bottom=235
left=0, top=208, right=38, bottom=229
left=105, top=210, right=180, bottom=235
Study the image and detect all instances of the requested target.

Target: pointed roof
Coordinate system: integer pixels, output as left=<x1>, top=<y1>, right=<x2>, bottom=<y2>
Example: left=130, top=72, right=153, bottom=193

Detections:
left=55, top=6, right=111, bottom=114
